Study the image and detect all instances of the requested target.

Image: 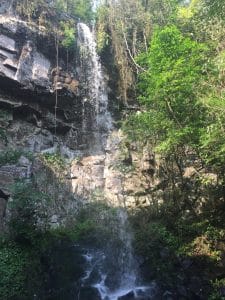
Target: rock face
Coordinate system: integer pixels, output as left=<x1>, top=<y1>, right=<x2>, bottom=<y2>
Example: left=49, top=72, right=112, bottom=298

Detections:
left=0, top=16, right=50, bottom=91
left=0, top=11, right=85, bottom=227
left=0, top=11, right=155, bottom=211
left=0, top=13, right=82, bottom=138
left=70, top=130, right=159, bottom=208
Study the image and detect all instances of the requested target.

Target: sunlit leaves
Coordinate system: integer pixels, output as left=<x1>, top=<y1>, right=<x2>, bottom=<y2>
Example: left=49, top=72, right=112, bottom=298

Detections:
left=127, top=25, right=207, bottom=153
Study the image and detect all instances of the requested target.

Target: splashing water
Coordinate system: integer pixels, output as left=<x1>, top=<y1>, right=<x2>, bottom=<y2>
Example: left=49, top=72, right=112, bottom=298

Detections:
left=79, top=209, right=157, bottom=300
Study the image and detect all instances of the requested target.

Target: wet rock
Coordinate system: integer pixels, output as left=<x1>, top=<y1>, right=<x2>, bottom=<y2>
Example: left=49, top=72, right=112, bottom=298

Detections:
left=219, top=286, right=225, bottom=297
left=162, top=290, right=174, bottom=300
left=177, top=285, right=188, bottom=298
left=0, top=164, right=30, bottom=193
left=189, top=276, right=202, bottom=295
left=180, top=258, right=193, bottom=270
left=135, top=287, right=153, bottom=299
left=50, top=214, right=59, bottom=229
left=118, top=290, right=135, bottom=300
left=79, top=287, right=101, bottom=300
left=17, top=155, right=31, bottom=167
left=0, top=14, right=81, bottom=142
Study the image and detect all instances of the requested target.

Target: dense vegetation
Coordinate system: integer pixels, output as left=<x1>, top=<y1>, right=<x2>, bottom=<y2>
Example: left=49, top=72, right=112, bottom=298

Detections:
left=14, top=0, right=93, bottom=50
left=15, top=0, right=93, bottom=22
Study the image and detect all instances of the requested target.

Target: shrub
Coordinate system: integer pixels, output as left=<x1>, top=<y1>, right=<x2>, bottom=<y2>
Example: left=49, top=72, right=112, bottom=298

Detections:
left=60, top=21, right=76, bottom=49
left=39, top=152, right=66, bottom=173
left=0, top=242, right=29, bottom=299
left=8, top=181, right=49, bottom=243
left=0, top=149, right=23, bottom=166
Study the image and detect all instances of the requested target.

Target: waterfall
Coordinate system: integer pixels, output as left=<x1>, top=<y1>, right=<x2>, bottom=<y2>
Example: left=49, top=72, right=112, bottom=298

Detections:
left=75, top=20, right=155, bottom=300
left=77, top=22, right=112, bottom=152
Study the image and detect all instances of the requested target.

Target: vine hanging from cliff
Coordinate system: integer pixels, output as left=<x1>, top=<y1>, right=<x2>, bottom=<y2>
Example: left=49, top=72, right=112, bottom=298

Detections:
left=96, top=0, right=151, bottom=104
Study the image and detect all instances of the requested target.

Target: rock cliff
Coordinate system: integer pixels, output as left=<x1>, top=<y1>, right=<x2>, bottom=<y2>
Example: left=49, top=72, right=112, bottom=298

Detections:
left=0, top=9, right=83, bottom=228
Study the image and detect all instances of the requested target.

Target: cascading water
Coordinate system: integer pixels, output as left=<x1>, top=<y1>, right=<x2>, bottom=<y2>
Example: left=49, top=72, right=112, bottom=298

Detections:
left=76, top=15, right=156, bottom=300
left=78, top=208, right=157, bottom=300
left=77, top=22, right=112, bottom=152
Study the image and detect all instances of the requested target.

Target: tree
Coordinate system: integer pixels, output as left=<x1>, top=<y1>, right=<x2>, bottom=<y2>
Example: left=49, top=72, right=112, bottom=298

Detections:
left=125, top=25, right=207, bottom=153
left=142, top=0, right=180, bottom=26
left=98, top=0, right=151, bottom=104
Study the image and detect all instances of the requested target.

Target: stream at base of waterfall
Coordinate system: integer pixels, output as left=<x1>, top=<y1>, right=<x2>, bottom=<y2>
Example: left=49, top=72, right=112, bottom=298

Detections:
left=75, top=209, right=157, bottom=300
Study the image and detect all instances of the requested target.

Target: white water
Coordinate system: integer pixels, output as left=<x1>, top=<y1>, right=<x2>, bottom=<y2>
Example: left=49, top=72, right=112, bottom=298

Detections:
left=79, top=210, right=156, bottom=299
left=77, top=22, right=112, bottom=137
left=92, top=0, right=102, bottom=12
left=76, top=21, right=155, bottom=300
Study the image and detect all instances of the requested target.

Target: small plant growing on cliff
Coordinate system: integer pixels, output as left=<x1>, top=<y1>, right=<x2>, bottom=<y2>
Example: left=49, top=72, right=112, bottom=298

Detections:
left=60, top=21, right=76, bottom=49
left=40, top=152, right=66, bottom=173
left=8, top=181, right=50, bottom=242
left=0, top=149, right=33, bottom=166
left=0, top=149, right=22, bottom=166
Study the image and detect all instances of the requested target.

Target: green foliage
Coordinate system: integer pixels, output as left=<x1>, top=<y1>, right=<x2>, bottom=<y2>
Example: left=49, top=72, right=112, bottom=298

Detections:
left=0, top=148, right=33, bottom=167
left=8, top=181, right=49, bottom=243
left=0, top=242, right=28, bottom=299
left=125, top=25, right=207, bottom=154
left=40, top=152, right=66, bottom=173
left=60, top=21, right=76, bottom=49
left=55, top=0, right=67, bottom=12
left=15, top=0, right=47, bottom=20
left=196, top=50, right=225, bottom=170
left=137, top=25, right=207, bottom=116
left=136, top=221, right=179, bottom=251
left=209, top=279, right=225, bottom=300
left=199, top=122, right=225, bottom=168
left=177, top=223, right=223, bottom=262
left=1, top=180, right=84, bottom=299
left=50, top=219, right=96, bottom=242
left=96, top=6, right=110, bottom=53
left=143, top=0, right=180, bottom=26
left=134, top=220, right=179, bottom=281
left=72, top=0, right=94, bottom=22
left=55, top=0, right=94, bottom=22
left=131, top=204, right=225, bottom=291
left=0, top=128, right=7, bottom=145
left=0, top=109, right=11, bottom=121
left=0, top=149, right=23, bottom=166
left=203, top=0, right=225, bottom=21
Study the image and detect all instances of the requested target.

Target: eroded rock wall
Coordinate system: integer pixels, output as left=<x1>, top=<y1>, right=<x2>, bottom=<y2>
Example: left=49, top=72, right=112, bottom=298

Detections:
left=70, top=130, right=159, bottom=208
left=0, top=11, right=83, bottom=228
